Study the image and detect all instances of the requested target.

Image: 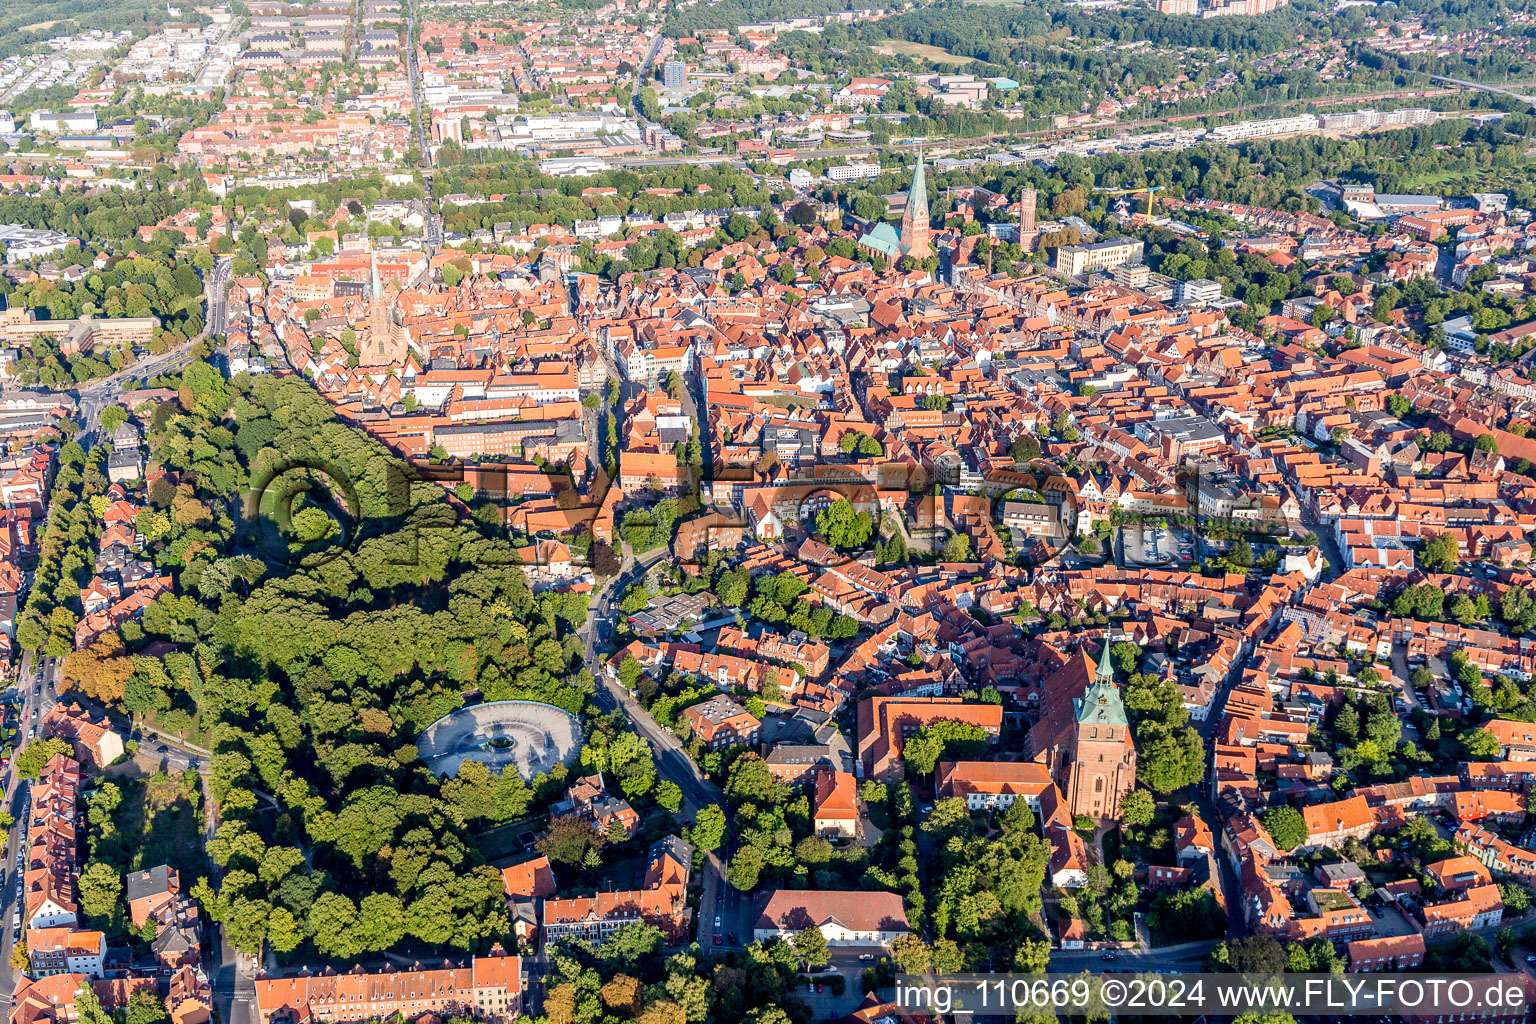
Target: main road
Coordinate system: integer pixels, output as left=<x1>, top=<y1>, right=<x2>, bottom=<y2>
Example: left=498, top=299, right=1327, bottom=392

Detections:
left=632, top=35, right=664, bottom=122
left=0, top=648, right=60, bottom=1004
left=0, top=654, right=223, bottom=1012
left=401, top=0, right=442, bottom=256
left=404, top=0, right=429, bottom=166
left=579, top=547, right=733, bottom=949
left=0, top=654, right=217, bottom=1000
left=582, top=550, right=718, bottom=814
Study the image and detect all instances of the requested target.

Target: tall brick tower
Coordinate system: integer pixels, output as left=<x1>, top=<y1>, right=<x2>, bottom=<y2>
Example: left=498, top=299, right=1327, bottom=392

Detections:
left=1064, top=642, right=1138, bottom=820
left=899, top=150, right=932, bottom=260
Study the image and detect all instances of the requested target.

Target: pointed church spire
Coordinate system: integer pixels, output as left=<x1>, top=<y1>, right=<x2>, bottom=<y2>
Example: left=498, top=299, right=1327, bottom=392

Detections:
left=908, top=147, right=928, bottom=226
left=898, top=149, right=932, bottom=261
left=1077, top=641, right=1129, bottom=728
left=1095, top=638, right=1116, bottom=684
left=369, top=251, right=383, bottom=300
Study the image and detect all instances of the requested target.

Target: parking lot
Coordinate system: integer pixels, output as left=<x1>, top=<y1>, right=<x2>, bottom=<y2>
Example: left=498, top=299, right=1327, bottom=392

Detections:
left=797, top=959, right=881, bottom=1019
left=1121, top=522, right=1196, bottom=567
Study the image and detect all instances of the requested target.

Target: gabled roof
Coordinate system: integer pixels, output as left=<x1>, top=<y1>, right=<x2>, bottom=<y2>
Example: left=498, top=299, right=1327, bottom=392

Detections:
left=500, top=856, right=557, bottom=901
left=756, top=889, right=909, bottom=935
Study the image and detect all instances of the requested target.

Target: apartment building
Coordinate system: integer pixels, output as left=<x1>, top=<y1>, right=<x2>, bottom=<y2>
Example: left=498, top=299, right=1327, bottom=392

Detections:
left=753, top=890, right=909, bottom=948
left=26, top=928, right=104, bottom=978
left=24, top=754, right=82, bottom=932
left=680, top=695, right=761, bottom=750
left=563, top=774, right=638, bottom=835
left=857, top=696, right=1002, bottom=782
left=934, top=761, right=1053, bottom=811
left=1425, top=856, right=1493, bottom=891
left=1346, top=934, right=1425, bottom=972
left=253, top=952, right=523, bottom=1024
left=42, top=704, right=124, bottom=768
left=811, top=769, right=858, bottom=839
left=1409, top=884, right=1503, bottom=939
left=11, top=975, right=157, bottom=1024
left=126, top=865, right=197, bottom=930
left=541, top=837, right=692, bottom=944
left=1483, top=719, right=1536, bottom=761
left=1299, top=795, right=1375, bottom=850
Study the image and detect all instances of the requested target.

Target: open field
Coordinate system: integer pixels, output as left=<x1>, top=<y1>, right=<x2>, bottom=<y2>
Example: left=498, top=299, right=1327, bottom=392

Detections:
left=1401, top=167, right=1483, bottom=189
left=875, top=39, right=971, bottom=64
left=19, top=20, right=62, bottom=31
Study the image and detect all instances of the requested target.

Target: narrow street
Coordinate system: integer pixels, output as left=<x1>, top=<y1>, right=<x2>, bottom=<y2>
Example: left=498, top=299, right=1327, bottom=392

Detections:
left=0, top=647, right=58, bottom=999
left=583, top=552, right=718, bottom=813
left=1390, top=642, right=1424, bottom=710
left=1050, top=942, right=1217, bottom=972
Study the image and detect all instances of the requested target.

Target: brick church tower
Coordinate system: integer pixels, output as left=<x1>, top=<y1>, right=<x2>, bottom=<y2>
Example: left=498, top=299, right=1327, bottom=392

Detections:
left=898, top=151, right=932, bottom=261
left=1064, top=643, right=1138, bottom=820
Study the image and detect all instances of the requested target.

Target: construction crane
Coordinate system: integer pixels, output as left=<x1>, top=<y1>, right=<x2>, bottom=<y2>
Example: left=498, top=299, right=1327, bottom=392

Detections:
left=1093, top=185, right=1166, bottom=218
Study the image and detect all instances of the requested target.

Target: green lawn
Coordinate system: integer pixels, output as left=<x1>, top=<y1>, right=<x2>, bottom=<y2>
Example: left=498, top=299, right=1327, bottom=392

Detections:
left=475, top=814, right=547, bottom=860
left=1400, top=168, right=1482, bottom=190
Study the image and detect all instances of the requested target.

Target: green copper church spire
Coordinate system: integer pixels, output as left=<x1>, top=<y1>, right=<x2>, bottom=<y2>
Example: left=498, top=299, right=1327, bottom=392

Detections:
left=898, top=149, right=932, bottom=260
left=908, top=147, right=928, bottom=225
left=1095, top=637, right=1116, bottom=684
left=1079, top=640, right=1129, bottom=728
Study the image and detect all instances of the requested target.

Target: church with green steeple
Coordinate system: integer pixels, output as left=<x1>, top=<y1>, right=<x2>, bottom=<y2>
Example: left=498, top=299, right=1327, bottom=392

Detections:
left=1076, top=641, right=1130, bottom=734
left=1026, top=638, right=1139, bottom=821
left=898, top=149, right=932, bottom=260
left=854, top=151, right=932, bottom=263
